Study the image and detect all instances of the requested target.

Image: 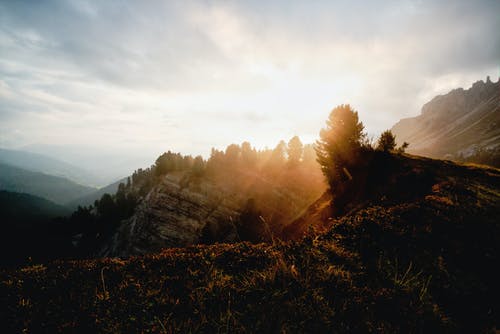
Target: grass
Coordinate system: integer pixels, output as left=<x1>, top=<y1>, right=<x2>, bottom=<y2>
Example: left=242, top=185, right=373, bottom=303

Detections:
left=0, top=153, right=498, bottom=333
left=0, top=240, right=446, bottom=333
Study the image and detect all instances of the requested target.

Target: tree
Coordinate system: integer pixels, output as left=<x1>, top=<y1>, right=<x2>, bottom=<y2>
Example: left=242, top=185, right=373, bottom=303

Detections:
left=398, top=141, right=409, bottom=153
left=376, top=130, right=397, bottom=152
left=241, top=141, right=258, bottom=167
left=315, top=104, right=366, bottom=188
left=237, top=198, right=267, bottom=242
left=191, top=155, right=206, bottom=177
left=155, top=151, right=177, bottom=176
left=225, top=144, right=241, bottom=166
left=96, top=193, right=116, bottom=222
left=271, top=140, right=287, bottom=164
left=302, top=144, right=316, bottom=165
left=287, top=136, right=303, bottom=166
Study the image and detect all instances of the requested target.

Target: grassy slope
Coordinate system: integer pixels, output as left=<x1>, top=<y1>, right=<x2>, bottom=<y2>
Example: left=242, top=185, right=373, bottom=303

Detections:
left=0, top=154, right=498, bottom=333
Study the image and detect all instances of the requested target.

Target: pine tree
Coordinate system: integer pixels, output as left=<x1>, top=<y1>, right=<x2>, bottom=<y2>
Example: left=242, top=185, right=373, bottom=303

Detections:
left=315, top=104, right=366, bottom=188
left=376, top=130, right=397, bottom=152
left=287, top=136, right=303, bottom=166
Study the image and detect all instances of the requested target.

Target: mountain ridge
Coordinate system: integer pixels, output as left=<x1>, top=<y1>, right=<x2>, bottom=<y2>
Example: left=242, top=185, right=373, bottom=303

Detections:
left=0, top=148, right=107, bottom=187
left=0, top=162, right=97, bottom=205
left=65, top=177, right=128, bottom=210
left=0, top=190, right=71, bottom=221
left=391, top=77, right=500, bottom=166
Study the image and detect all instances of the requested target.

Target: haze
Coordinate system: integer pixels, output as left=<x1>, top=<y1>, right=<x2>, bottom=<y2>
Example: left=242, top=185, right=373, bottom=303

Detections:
left=0, top=0, right=498, bottom=180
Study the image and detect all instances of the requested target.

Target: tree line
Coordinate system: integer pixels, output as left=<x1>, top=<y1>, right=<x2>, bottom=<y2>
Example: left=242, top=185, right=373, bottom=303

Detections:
left=54, top=104, right=409, bottom=256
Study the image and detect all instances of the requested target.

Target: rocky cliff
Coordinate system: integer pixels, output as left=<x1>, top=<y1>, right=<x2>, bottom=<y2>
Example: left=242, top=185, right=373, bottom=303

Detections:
left=392, top=77, right=500, bottom=164
left=101, top=174, right=241, bottom=257
left=101, top=166, right=324, bottom=257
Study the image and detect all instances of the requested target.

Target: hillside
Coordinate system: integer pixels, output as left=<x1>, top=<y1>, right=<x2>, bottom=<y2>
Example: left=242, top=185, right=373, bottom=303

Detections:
left=102, top=162, right=324, bottom=257
left=0, top=163, right=97, bottom=205
left=0, top=191, right=73, bottom=266
left=0, top=190, right=70, bottom=221
left=391, top=77, right=500, bottom=166
left=0, top=148, right=106, bottom=187
left=65, top=177, right=128, bottom=210
left=1, top=153, right=498, bottom=333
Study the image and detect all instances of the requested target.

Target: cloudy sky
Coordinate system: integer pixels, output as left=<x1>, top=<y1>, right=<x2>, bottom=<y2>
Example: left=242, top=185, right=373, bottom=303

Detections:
left=0, top=0, right=498, bottom=175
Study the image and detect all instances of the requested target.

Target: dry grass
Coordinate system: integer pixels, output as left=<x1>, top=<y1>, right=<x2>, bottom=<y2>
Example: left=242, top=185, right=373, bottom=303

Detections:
left=1, top=153, right=498, bottom=333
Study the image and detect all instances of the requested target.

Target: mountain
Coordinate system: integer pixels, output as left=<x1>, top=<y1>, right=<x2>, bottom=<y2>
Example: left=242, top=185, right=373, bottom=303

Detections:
left=391, top=77, right=500, bottom=166
left=0, top=163, right=97, bottom=205
left=0, top=191, right=74, bottom=266
left=19, top=144, right=154, bottom=185
left=1, top=153, right=498, bottom=332
left=101, top=173, right=241, bottom=257
left=101, top=167, right=323, bottom=257
left=0, top=190, right=71, bottom=222
left=0, top=148, right=107, bottom=187
left=65, top=177, right=128, bottom=210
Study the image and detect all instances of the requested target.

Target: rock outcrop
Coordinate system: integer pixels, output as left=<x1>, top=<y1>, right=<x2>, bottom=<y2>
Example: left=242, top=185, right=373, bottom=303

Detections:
left=101, top=174, right=241, bottom=257
left=391, top=77, right=500, bottom=164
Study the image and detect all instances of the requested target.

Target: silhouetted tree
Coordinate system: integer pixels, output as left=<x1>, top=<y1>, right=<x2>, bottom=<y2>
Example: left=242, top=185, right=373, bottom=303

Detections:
left=71, top=205, right=95, bottom=230
left=237, top=198, right=266, bottom=242
left=315, top=104, right=366, bottom=188
left=377, top=130, right=397, bottom=152
left=287, top=136, right=303, bottom=166
left=302, top=144, right=316, bottom=165
left=241, top=141, right=258, bottom=168
left=191, top=155, right=206, bottom=177
left=155, top=151, right=176, bottom=176
left=268, top=140, right=286, bottom=169
left=397, top=142, right=409, bottom=153
left=206, top=148, right=224, bottom=176
left=225, top=144, right=241, bottom=168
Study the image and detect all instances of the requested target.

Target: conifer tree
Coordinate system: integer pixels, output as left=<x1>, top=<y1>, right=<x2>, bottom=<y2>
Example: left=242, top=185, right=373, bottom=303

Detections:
left=315, top=104, right=366, bottom=188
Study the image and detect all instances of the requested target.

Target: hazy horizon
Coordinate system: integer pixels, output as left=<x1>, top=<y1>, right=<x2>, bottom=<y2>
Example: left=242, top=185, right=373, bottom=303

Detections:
left=1, top=0, right=499, bottom=179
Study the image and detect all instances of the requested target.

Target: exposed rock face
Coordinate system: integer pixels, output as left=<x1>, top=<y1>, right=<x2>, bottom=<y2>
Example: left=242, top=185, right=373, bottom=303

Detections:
left=392, top=77, right=500, bottom=162
left=101, top=174, right=240, bottom=257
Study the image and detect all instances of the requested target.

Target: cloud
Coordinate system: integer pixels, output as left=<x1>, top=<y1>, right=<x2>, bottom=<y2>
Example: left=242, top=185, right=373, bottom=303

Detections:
left=0, top=0, right=498, bottom=167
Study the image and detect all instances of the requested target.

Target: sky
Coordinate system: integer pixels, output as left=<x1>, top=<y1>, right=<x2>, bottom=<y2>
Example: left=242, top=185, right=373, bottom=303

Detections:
left=0, top=0, right=498, bottom=179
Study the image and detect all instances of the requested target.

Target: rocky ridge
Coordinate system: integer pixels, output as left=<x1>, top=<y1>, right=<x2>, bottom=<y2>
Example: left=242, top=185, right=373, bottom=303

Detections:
left=392, top=77, right=500, bottom=163
left=101, top=174, right=241, bottom=257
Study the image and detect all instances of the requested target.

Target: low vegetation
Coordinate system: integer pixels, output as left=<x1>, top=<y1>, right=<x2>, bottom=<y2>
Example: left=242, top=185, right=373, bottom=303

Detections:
left=0, top=237, right=445, bottom=333
left=1, top=150, right=498, bottom=332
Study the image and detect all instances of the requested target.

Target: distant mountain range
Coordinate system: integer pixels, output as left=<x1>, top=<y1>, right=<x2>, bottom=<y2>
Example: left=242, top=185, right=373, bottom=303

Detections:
left=0, top=148, right=107, bottom=187
left=19, top=144, right=154, bottom=184
left=392, top=77, right=500, bottom=166
left=0, top=163, right=97, bottom=205
left=0, top=148, right=132, bottom=209
left=65, top=177, right=127, bottom=210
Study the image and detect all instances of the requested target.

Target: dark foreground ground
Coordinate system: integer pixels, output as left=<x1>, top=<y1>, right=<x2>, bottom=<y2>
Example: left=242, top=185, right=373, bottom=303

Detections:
left=1, top=155, right=499, bottom=333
